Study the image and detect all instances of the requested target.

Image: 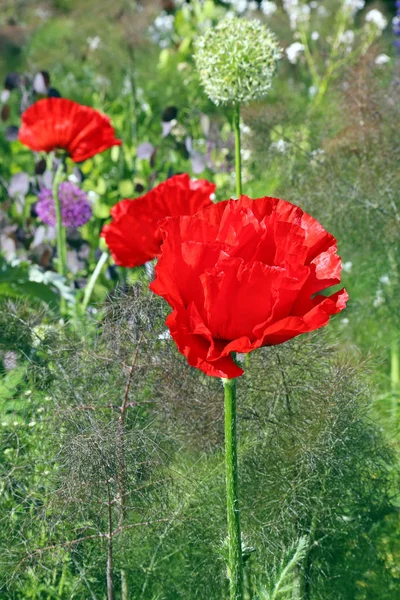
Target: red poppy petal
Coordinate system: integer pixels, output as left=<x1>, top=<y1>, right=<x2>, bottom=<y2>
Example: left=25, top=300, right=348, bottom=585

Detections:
left=166, top=306, right=243, bottom=379
left=200, top=258, right=308, bottom=342
left=101, top=200, right=157, bottom=267
left=259, top=288, right=348, bottom=345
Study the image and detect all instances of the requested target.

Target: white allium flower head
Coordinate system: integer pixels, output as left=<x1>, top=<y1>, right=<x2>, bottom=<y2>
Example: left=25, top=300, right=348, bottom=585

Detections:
left=375, top=54, right=390, bottom=65
left=286, top=41, right=304, bottom=64
left=365, top=9, right=388, bottom=32
left=194, top=17, right=282, bottom=105
left=261, top=1, right=278, bottom=16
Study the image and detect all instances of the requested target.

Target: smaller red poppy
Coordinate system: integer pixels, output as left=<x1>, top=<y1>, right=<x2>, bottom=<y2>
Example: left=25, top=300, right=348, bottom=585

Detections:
left=18, top=98, right=121, bottom=162
left=101, top=174, right=216, bottom=268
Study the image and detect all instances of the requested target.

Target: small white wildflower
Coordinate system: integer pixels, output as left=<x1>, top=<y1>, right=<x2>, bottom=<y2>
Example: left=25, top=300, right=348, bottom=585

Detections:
left=342, top=261, right=353, bottom=273
left=341, top=318, right=349, bottom=326
left=260, top=1, right=277, bottom=16
left=28, top=421, right=36, bottom=427
left=342, top=0, right=365, bottom=17
left=1, top=89, right=10, bottom=103
left=241, top=148, right=252, bottom=161
left=379, top=274, right=390, bottom=285
left=13, top=421, right=19, bottom=427
left=317, top=5, right=329, bottom=17
left=248, top=1, right=259, bottom=11
left=231, top=0, right=248, bottom=13
left=154, top=13, right=174, bottom=33
left=309, top=1, right=318, bottom=8
left=95, top=75, right=110, bottom=88
left=373, top=290, right=384, bottom=308
left=68, top=173, right=80, bottom=184
left=308, top=85, right=318, bottom=97
left=375, top=53, right=390, bottom=65
left=270, top=139, right=289, bottom=153
left=35, top=8, right=50, bottom=19
left=158, top=330, right=172, bottom=340
left=283, top=1, right=311, bottom=30
left=311, top=31, right=320, bottom=41
left=365, top=9, right=387, bottom=32
left=44, top=470, right=50, bottom=476
left=339, top=29, right=355, bottom=46
left=286, top=42, right=304, bottom=64
left=87, top=36, right=101, bottom=51
left=87, top=190, right=99, bottom=204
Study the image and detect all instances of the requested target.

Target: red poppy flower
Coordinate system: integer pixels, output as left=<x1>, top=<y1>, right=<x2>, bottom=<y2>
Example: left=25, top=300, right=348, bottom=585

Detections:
left=18, top=98, right=121, bottom=162
left=101, top=174, right=216, bottom=268
left=150, top=196, right=349, bottom=379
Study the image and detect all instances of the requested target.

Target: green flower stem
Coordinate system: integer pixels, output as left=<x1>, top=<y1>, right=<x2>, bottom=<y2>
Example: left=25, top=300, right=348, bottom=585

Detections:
left=81, top=251, right=109, bottom=314
left=223, top=376, right=244, bottom=600
left=52, top=163, right=68, bottom=315
left=233, top=102, right=242, bottom=199
left=391, top=332, right=399, bottom=420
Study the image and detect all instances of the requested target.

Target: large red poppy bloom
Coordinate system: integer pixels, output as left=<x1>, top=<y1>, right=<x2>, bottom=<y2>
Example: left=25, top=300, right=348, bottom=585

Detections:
left=150, top=196, right=348, bottom=379
left=101, top=174, right=216, bottom=268
left=18, top=98, right=121, bottom=162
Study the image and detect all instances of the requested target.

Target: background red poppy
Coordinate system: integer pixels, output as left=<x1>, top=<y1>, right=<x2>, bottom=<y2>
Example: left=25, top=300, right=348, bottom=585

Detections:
left=18, top=98, right=121, bottom=162
left=101, top=174, right=216, bottom=268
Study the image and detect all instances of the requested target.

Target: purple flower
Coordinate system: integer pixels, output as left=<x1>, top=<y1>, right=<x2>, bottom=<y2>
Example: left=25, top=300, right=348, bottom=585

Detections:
left=36, top=181, right=92, bottom=227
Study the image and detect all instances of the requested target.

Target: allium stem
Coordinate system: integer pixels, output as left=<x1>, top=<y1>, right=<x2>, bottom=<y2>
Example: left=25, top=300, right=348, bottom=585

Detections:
left=52, top=163, right=68, bottom=314
left=233, top=102, right=242, bottom=199
left=223, top=376, right=244, bottom=600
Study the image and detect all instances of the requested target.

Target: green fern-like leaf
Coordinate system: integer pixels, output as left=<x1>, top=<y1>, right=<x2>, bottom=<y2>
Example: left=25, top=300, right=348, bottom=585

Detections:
left=256, top=536, right=308, bottom=600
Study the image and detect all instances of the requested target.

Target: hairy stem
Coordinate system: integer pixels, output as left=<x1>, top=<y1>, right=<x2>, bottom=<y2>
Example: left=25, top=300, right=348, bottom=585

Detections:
left=106, top=483, right=114, bottom=600
left=117, top=336, right=143, bottom=600
left=233, top=102, right=242, bottom=198
left=223, top=377, right=243, bottom=600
